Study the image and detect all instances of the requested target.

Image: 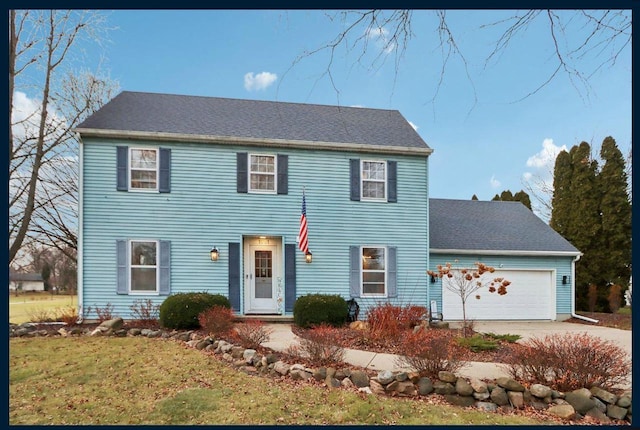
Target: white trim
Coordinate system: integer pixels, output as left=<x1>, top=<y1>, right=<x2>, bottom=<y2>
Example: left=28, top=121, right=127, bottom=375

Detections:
left=128, top=147, right=159, bottom=192
left=361, top=245, right=388, bottom=298
left=129, top=239, right=160, bottom=294
left=248, top=153, right=277, bottom=194
left=570, top=254, right=599, bottom=323
left=78, top=141, right=84, bottom=320
left=430, top=248, right=582, bottom=257
left=360, top=159, right=387, bottom=202
left=75, top=128, right=434, bottom=156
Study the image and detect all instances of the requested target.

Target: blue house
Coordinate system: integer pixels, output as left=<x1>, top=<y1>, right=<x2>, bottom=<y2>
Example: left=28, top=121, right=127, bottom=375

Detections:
left=76, top=91, right=580, bottom=321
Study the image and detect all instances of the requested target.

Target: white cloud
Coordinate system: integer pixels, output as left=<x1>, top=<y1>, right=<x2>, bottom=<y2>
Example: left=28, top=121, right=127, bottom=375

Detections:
left=490, top=175, right=501, bottom=188
left=408, top=121, right=418, bottom=131
left=522, top=172, right=533, bottom=181
left=244, top=72, right=277, bottom=91
left=366, top=26, right=396, bottom=54
left=526, top=138, right=567, bottom=169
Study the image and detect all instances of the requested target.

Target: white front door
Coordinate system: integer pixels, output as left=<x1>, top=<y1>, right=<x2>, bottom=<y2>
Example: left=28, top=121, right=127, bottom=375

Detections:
left=244, top=238, right=280, bottom=314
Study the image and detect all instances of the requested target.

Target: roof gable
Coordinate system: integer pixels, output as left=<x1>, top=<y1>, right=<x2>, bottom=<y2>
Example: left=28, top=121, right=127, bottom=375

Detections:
left=76, top=91, right=431, bottom=155
left=429, top=198, right=580, bottom=255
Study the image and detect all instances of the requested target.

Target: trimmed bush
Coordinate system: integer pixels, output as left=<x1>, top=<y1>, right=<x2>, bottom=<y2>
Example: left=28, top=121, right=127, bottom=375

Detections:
left=159, top=292, right=230, bottom=329
left=293, top=294, right=348, bottom=328
left=286, top=323, right=345, bottom=365
left=366, top=303, right=428, bottom=341
left=395, top=329, right=468, bottom=378
left=198, top=305, right=235, bottom=337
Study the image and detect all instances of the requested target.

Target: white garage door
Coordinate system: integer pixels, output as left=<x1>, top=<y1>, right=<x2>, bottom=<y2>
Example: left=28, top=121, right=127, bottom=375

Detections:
left=442, top=269, right=555, bottom=320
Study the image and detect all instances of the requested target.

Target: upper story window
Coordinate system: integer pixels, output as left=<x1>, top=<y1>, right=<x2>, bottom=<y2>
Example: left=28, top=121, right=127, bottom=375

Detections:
left=130, top=240, right=158, bottom=293
left=361, top=246, right=386, bottom=296
left=130, top=148, right=158, bottom=190
left=249, top=154, right=277, bottom=193
left=361, top=160, right=387, bottom=200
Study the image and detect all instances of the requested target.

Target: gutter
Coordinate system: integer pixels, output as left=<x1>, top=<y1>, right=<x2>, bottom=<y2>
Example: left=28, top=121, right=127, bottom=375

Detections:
left=570, top=254, right=599, bottom=323
left=77, top=140, right=84, bottom=324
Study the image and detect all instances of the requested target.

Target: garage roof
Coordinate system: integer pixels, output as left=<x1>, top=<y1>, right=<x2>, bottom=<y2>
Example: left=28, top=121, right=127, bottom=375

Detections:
left=429, top=198, right=580, bottom=255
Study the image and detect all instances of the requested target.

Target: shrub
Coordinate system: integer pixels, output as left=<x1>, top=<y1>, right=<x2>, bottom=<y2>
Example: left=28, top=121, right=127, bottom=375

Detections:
left=456, top=335, right=498, bottom=352
left=198, top=305, right=235, bottom=337
left=93, top=303, right=115, bottom=323
left=130, top=299, right=160, bottom=327
left=58, top=306, right=79, bottom=326
left=366, top=303, right=428, bottom=341
left=395, top=329, right=468, bottom=378
left=293, top=294, right=348, bottom=328
left=483, top=332, right=521, bottom=343
left=232, top=319, right=273, bottom=349
left=159, top=292, right=230, bottom=330
left=27, top=308, right=54, bottom=323
left=502, top=332, right=631, bottom=391
left=286, top=323, right=345, bottom=365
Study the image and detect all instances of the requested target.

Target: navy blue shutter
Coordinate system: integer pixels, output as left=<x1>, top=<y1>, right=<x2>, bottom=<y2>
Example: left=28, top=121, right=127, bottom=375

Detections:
left=159, top=240, right=171, bottom=295
left=350, top=159, right=360, bottom=201
left=387, top=246, right=397, bottom=298
left=159, top=148, right=171, bottom=193
left=277, top=154, right=288, bottom=195
left=349, top=246, right=360, bottom=297
left=116, top=146, right=128, bottom=191
left=116, top=240, right=128, bottom=294
left=284, top=244, right=296, bottom=312
left=228, top=243, right=241, bottom=312
left=387, top=161, right=397, bottom=203
left=237, top=153, right=248, bottom=193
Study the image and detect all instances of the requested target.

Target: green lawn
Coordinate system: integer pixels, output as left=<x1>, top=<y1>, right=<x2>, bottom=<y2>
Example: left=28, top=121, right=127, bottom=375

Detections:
left=9, top=336, right=552, bottom=425
left=9, top=293, right=77, bottom=324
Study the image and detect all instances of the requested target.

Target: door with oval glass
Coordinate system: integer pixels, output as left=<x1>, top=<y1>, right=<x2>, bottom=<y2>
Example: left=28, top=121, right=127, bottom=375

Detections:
left=245, top=239, right=280, bottom=313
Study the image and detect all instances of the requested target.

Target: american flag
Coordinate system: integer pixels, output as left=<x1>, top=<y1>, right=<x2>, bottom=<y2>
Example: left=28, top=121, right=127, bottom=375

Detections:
left=298, top=190, right=309, bottom=254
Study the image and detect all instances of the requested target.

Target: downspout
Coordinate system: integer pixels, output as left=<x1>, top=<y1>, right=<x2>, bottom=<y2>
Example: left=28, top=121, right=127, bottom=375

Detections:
left=76, top=139, right=84, bottom=324
left=570, top=254, right=599, bottom=323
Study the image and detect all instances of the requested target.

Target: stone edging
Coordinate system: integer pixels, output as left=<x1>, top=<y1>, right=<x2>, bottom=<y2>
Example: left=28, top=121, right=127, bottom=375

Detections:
left=10, top=320, right=632, bottom=424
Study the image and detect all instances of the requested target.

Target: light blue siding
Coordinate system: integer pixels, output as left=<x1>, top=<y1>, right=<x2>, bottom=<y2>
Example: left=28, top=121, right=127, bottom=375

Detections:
left=82, top=139, right=430, bottom=319
left=428, top=253, right=574, bottom=319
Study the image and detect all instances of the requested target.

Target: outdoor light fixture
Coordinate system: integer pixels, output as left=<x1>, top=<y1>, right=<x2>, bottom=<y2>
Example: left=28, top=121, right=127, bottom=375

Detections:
left=305, top=251, right=313, bottom=264
left=210, top=246, right=219, bottom=262
left=430, top=275, right=436, bottom=284
left=562, top=275, right=569, bottom=285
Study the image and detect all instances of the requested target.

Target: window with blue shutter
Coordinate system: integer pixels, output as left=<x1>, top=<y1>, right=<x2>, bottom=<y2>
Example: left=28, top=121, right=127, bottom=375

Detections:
left=350, top=245, right=397, bottom=298
left=116, top=146, right=170, bottom=192
left=116, top=239, right=170, bottom=295
left=238, top=152, right=288, bottom=195
left=350, top=158, right=397, bottom=203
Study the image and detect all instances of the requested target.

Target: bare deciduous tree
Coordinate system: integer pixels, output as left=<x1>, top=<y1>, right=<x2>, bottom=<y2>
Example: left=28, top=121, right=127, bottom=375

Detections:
left=9, top=10, right=118, bottom=263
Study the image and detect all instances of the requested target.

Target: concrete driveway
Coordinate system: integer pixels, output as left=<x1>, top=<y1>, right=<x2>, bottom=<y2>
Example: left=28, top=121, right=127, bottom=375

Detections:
left=469, top=321, right=632, bottom=357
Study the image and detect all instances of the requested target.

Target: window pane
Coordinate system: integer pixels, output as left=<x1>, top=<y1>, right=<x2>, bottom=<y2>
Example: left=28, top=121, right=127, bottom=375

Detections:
left=250, top=155, right=274, bottom=173
left=131, top=170, right=157, bottom=189
left=363, top=283, right=385, bottom=295
left=250, top=173, right=275, bottom=191
left=362, top=161, right=385, bottom=180
left=131, top=241, right=157, bottom=266
left=131, top=149, right=157, bottom=169
left=131, top=268, right=157, bottom=291
left=362, top=182, right=385, bottom=199
left=363, top=272, right=385, bottom=283
left=362, top=247, right=385, bottom=270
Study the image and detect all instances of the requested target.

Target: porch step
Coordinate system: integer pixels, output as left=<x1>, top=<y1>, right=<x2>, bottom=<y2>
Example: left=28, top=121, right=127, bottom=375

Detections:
left=236, top=315, right=294, bottom=323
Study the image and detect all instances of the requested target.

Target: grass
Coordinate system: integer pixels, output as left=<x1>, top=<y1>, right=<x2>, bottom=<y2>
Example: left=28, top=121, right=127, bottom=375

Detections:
left=9, top=292, right=77, bottom=324
left=9, top=336, right=551, bottom=425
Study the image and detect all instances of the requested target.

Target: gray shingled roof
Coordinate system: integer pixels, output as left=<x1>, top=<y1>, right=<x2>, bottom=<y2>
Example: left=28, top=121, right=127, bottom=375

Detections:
left=77, top=91, right=431, bottom=152
left=429, top=198, right=580, bottom=254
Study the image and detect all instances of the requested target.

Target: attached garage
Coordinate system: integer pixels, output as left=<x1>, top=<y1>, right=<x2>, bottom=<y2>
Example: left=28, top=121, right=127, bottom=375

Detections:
left=441, top=269, right=555, bottom=320
left=428, top=199, right=581, bottom=321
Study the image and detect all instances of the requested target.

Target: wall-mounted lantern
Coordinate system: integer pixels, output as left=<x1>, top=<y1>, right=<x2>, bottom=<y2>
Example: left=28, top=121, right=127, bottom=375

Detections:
left=430, top=275, right=436, bottom=284
left=305, top=251, right=313, bottom=264
left=562, top=275, right=569, bottom=285
left=210, top=246, right=219, bottom=262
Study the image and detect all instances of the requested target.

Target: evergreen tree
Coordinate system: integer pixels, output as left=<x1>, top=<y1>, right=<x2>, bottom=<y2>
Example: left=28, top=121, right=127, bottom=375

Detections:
left=599, top=137, right=631, bottom=290
left=471, top=194, right=478, bottom=200
left=513, top=190, right=532, bottom=210
left=550, top=150, right=573, bottom=235
left=500, top=190, right=514, bottom=201
left=491, top=194, right=501, bottom=201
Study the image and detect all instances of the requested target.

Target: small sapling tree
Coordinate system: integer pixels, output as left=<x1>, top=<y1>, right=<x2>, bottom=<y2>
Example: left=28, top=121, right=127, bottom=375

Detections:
left=428, top=261, right=511, bottom=337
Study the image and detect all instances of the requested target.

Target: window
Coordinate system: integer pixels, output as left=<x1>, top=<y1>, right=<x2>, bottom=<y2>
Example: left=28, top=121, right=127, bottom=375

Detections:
left=130, top=148, right=158, bottom=190
left=130, top=240, right=158, bottom=293
left=361, top=160, right=386, bottom=200
left=362, top=246, right=386, bottom=296
left=249, top=154, right=276, bottom=193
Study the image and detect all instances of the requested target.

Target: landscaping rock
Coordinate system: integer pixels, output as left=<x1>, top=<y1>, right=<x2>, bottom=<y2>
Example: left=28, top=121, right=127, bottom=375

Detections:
left=334, top=369, right=346, bottom=380
left=617, top=394, right=631, bottom=408
left=341, top=377, right=354, bottom=388
left=326, top=367, right=336, bottom=378
left=606, top=404, right=628, bottom=420
left=99, top=317, right=123, bottom=330
left=386, top=381, right=416, bottom=396
left=590, top=386, right=617, bottom=405
left=508, top=391, right=524, bottom=409
left=349, top=370, right=370, bottom=388
left=490, top=387, right=509, bottom=406
left=369, top=380, right=386, bottom=396
left=377, top=370, right=394, bottom=385
left=455, top=378, right=474, bottom=396
left=313, top=368, right=327, bottom=381
left=496, top=377, right=525, bottom=392
left=417, top=377, right=433, bottom=395
left=358, top=386, right=373, bottom=395
left=473, top=391, right=490, bottom=401
left=128, top=328, right=142, bottom=336
left=290, top=369, right=312, bottom=381
left=438, top=371, right=457, bottom=384
left=325, top=376, right=341, bottom=388
left=530, top=384, right=552, bottom=399
left=585, top=407, right=611, bottom=423
left=592, top=397, right=607, bottom=413
left=565, top=391, right=596, bottom=415
left=174, top=332, right=191, bottom=341
left=195, top=340, right=210, bottom=350
left=444, top=394, right=475, bottom=408
left=433, top=381, right=456, bottom=395
left=469, top=378, right=487, bottom=394
left=394, top=372, right=408, bottom=382
left=476, top=402, right=498, bottom=413
left=548, top=404, right=576, bottom=420
left=243, top=349, right=257, bottom=364
left=273, top=361, right=290, bottom=375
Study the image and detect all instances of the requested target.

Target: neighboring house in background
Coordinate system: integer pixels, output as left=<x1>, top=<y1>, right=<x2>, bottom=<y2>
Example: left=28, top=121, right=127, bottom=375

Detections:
left=75, top=91, right=432, bottom=320
left=9, top=273, right=45, bottom=292
left=428, top=199, right=581, bottom=321
left=75, top=91, right=582, bottom=322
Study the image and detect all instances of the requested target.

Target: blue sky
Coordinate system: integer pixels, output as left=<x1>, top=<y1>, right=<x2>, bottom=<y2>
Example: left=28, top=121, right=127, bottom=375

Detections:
left=82, top=10, right=632, bottom=217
